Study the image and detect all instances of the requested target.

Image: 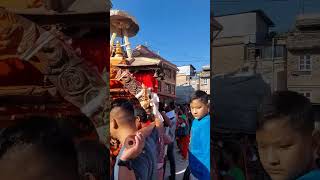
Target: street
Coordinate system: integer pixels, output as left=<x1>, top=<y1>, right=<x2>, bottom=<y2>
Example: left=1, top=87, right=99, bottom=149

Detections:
left=164, top=142, right=189, bottom=180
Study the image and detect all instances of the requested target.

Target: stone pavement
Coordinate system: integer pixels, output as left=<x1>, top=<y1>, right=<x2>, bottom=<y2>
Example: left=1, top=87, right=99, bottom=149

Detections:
left=164, top=142, right=189, bottom=180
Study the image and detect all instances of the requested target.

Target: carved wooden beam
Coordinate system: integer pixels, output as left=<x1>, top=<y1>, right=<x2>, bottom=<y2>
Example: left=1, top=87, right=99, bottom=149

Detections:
left=0, top=9, right=108, bottom=144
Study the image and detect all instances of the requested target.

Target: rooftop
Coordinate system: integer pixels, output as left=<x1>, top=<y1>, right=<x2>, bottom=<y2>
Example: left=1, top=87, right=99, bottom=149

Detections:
left=128, top=45, right=178, bottom=70
left=296, top=13, right=320, bottom=29
left=211, top=18, right=223, bottom=31
left=177, top=64, right=196, bottom=70
left=202, top=65, right=210, bottom=71
left=215, top=10, right=274, bottom=27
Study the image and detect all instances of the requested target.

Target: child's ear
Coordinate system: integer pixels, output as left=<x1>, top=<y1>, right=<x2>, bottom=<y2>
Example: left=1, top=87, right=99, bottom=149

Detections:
left=112, top=118, right=119, bottom=129
left=135, top=117, right=142, bottom=128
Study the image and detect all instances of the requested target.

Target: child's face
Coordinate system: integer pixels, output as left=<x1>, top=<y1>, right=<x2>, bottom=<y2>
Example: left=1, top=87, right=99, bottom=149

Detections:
left=256, top=117, right=314, bottom=180
left=190, top=99, right=209, bottom=119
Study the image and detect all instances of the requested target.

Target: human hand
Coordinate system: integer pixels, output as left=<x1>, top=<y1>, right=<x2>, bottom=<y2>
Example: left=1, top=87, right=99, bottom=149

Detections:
left=120, top=132, right=145, bottom=161
left=155, top=118, right=163, bottom=127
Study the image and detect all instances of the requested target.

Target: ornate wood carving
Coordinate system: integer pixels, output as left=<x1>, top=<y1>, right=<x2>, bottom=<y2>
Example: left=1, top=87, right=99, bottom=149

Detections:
left=0, top=9, right=108, bottom=143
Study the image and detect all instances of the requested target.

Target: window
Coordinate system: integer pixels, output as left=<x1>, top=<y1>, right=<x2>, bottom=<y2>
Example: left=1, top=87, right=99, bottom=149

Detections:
left=274, top=46, right=285, bottom=58
left=172, top=85, right=175, bottom=95
left=305, top=92, right=311, bottom=99
left=262, top=45, right=285, bottom=59
left=166, top=83, right=171, bottom=94
left=255, top=49, right=261, bottom=59
left=301, top=92, right=312, bottom=99
left=173, top=71, right=176, bottom=80
left=168, top=70, right=172, bottom=79
left=299, top=55, right=312, bottom=71
left=203, top=78, right=208, bottom=85
left=164, top=69, right=172, bottom=79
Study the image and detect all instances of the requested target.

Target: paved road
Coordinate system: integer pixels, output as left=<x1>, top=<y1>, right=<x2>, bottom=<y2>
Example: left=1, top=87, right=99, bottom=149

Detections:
left=164, top=142, right=189, bottom=180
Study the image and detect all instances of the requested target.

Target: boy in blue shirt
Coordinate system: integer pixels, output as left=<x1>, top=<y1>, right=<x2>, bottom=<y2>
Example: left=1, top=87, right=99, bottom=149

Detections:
left=188, top=90, right=210, bottom=179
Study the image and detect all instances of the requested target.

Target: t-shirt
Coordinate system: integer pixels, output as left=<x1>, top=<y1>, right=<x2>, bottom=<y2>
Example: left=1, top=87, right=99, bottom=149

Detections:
left=113, top=128, right=158, bottom=180
left=181, top=114, right=187, bottom=121
left=189, top=114, right=210, bottom=180
left=166, top=110, right=177, bottom=140
left=227, top=167, right=246, bottom=180
left=297, top=169, right=320, bottom=180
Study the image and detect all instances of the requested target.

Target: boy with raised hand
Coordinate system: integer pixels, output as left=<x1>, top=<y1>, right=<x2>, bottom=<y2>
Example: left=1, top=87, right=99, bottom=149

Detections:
left=110, top=98, right=158, bottom=180
left=256, top=91, right=320, bottom=180
left=189, top=90, right=211, bottom=180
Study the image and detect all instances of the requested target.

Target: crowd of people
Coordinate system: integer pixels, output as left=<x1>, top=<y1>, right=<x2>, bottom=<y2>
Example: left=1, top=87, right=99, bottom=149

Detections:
left=1, top=88, right=319, bottom=180
left=110, top=90, right=211, bottom=180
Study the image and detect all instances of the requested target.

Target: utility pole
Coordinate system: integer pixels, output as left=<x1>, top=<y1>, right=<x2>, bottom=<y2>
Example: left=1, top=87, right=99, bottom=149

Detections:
left=299, top=0, right=305, bottom=14
left=272, top=37, right=275, bottom=92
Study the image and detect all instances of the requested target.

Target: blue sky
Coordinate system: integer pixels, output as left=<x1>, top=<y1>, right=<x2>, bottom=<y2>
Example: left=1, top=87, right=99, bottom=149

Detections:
left=112, top=0, right=210, bottom=71
left=213, top=0, right=320, bottom=32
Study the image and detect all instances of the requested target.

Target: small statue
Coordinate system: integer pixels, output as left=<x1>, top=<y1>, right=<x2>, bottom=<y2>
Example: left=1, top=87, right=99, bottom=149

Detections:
left=136, top=84, right=151, bottom=110
left=114, top=41, right=123, bottom=58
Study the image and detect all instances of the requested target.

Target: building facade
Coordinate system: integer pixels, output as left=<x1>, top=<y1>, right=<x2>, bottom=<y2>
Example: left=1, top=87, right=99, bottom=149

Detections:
left=212, top=10, right=287, bottom=92
left=176, top=65, right=196, bottom=86
left=199, top=65, right=210, bottom=95
left=158, top=63, right=178, bottom=104
left=176, top=65, right=210, bottom=104
left=130, top=45, right=178, bottom=104
left=212, top=10, right=274, bottom=75
left=176, top=65, right=197, bottom=104
left=287, top=14, right=320, bottom=104
left=246, top=34, right=287, bottom=92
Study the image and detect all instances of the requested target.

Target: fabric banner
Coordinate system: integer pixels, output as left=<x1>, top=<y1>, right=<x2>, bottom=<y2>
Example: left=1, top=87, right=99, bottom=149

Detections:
left=133, top=71, right=158, bottom=93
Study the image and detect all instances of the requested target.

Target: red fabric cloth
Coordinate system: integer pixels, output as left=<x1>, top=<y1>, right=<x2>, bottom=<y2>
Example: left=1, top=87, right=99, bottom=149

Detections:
left=141, top=120, right=152, bottom=128
left=177, top=135, right=190, bottom=159
left=133, top=71, right=158, bottom=93
left=110, top=80, right=123, bottom=89
left=0, top=57, right=44, bottom=86
left=72, top=39, right=109, bottom=73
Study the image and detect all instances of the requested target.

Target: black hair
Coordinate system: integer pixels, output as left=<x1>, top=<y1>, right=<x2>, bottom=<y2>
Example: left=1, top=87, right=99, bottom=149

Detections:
left=169, top=101, right=175, bottom=110
left=134, top=107, right=149, bottom=123
left=190, top=90, right=209, bottom=104
left=257, top=90, right=314, bottom=134
left=76, top=140, right=108, bottom=180
left=111, top=98, right=134, bottom=117
left=159, top=102, right=165, bottom=112
left=0, top=117, right=79, bottom=176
